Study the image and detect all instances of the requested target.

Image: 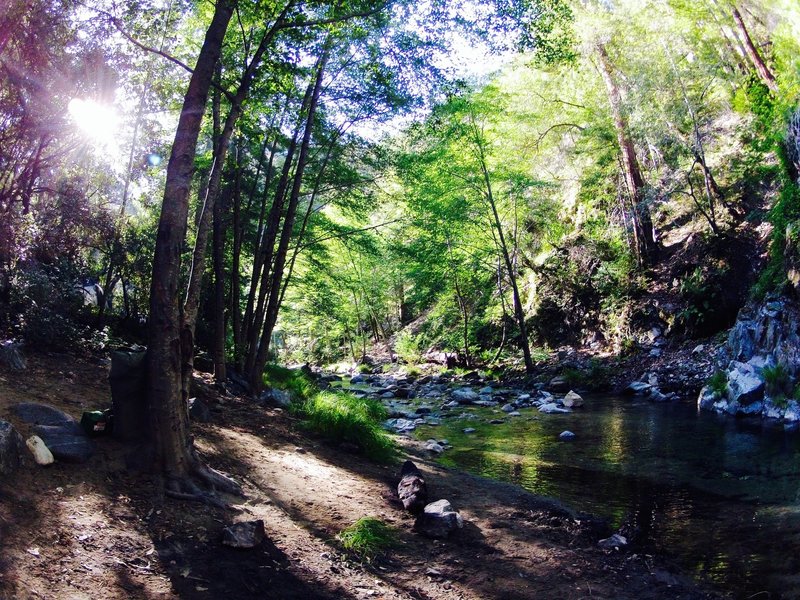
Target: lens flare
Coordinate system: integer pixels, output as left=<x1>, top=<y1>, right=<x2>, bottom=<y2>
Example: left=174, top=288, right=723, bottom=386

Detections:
left=68, top=98, right=119, bottom=149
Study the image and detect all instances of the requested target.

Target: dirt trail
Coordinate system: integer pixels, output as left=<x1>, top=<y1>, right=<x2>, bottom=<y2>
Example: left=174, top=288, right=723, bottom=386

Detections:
left=0, top=353, right=720, bottom=599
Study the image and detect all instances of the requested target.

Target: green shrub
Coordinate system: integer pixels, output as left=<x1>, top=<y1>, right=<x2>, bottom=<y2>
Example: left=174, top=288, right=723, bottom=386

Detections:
left=294, top=391, right=396, bottom=462
left=707, top=371, right=728, bottom=396
left=337, top=517, right=397, bottom=560
left=763, top=363, right=790, bottom=396
left=395, top=331, right=423, bottom=364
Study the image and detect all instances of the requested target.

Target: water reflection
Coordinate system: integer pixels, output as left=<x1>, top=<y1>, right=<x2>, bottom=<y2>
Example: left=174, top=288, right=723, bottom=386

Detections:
left=418, top=396, right=800, bottom=596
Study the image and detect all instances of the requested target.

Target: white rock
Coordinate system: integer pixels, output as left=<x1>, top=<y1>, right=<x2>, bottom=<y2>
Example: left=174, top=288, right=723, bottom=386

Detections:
left=562, top=390, right=583, bottom=408
left=26, top=435, right=54, bottom=465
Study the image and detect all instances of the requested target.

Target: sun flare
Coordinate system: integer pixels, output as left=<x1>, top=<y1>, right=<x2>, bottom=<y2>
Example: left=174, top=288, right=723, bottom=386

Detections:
left=67, top=98, right=119, bottom=149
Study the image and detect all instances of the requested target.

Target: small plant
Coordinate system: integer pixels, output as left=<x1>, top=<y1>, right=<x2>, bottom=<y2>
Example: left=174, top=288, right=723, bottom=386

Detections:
left=763, top=363, right=790, bottom=396
left=395, top=331, right=422, bottom=364
left=337, top=517, right=397, bottom=560
left=294, top=391, right=396, bottom=462
left=707, top=371, right=728, bottom=396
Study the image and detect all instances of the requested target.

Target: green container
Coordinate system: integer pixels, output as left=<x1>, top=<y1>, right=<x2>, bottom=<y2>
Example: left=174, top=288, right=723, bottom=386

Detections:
left=81, top=409, right=113, bottom=437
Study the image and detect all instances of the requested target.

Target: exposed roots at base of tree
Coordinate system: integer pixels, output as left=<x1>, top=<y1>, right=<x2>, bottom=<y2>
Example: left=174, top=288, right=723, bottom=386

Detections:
left=163, top=447, right=244, bottom=508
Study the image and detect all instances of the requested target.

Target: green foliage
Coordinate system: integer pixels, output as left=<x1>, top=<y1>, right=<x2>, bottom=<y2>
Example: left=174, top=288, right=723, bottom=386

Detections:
left=394, top=330, right=423, bottom=364
left=337, top=517, right=397, bottom=560
left=763, top=363, right=790, bottom=396
left=707, top=371, right=728, bottom=396
left=263, top=364, right=316, bottom=401
left=293, top=391, right=396, bottom=462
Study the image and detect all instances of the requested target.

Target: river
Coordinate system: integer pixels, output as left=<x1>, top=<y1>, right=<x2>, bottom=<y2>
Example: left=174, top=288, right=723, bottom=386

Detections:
left=414, top=395, right=800, bottom=597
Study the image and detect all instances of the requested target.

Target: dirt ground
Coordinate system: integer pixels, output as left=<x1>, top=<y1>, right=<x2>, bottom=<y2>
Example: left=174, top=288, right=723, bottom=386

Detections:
left=0, top=353, right=722, bottom=600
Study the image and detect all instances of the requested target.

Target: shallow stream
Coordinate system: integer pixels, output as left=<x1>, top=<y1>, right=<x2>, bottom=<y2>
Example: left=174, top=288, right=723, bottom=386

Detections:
left=414, top=395, right=800, bottom=596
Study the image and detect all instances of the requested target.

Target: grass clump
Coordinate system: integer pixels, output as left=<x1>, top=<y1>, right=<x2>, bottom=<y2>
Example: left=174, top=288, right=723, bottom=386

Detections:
left=337, top=517, right=397, bottom=560
left=263, top=363, right=316, bottom=401
left=707, top=371, right=728, bottom=396
left=294, top=391, right=396, bottom=462
left=763, top=363, right=790, bottom=396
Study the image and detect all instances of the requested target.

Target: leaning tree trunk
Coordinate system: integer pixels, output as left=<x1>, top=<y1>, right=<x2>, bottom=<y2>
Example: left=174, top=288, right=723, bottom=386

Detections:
left=147, top=0, right=241, bottom=498
left=596, top=43, right=657, bottom=266
left=731, top=5, right=778, bottom=94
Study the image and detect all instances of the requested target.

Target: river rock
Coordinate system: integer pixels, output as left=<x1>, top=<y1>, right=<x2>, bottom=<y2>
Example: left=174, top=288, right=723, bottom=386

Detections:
left=517, top=393, right=531, bottom=402
left=624, top=381, right=652, bottom=396
left=697, top=386, right=719, bottom=410
left=385, top=418, right=417, bottom=433
left=415, top=499, right=464, bottom=538
left=539, top=403, right=570, bottom=414
left=425, top=440, right=445, bottom=454
left=474, top=399, right=498, bottom=407
left=726, top=361, right=764, bottom=405
left=784, top=400, right=800, bottom=422
left=598, top=533, right=628, bottom=550
left=479, top=386, right=494, bottom=395
left=559, top=430, right=575, bottom=440
left=501, top=403, right=515, bottom=413
left=0, top=421, right=25, bottom=475
left=398, top=460, right=428, bottom=514
left=350, top=374, right=366, bottom=384
left=452, top=388, right=479, bottom=404
left=222, top=520, right=265, bottom=548
left=508, top=411, right=521, bottom=417
left=562, top=391, right=583, bottom=408
left=26, top=435, right=54, bottom=465
left=463, top=428, right=476, bottom=434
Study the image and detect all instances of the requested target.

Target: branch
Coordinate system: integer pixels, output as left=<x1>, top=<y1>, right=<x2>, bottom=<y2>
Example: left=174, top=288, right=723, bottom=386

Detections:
left=299, top=218, right=403, bottom=249
left=534, top=122, right=585, bottom=150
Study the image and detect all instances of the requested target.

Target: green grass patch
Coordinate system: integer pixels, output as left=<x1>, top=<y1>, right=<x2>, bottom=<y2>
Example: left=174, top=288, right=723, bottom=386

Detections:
left=763, top=363, right=790, bottom=396
left=293, top=391, right=396, bottom=463
left=707, top=371, right=728, bottom=396
left=263, top=363, right=316, bottom=401
left=337, top=517, right=397, bottom=560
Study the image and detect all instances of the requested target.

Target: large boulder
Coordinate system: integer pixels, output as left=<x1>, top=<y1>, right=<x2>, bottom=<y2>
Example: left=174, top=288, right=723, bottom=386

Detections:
left=0, top=421, right=25, bottom=475
left=415, top=499, right=464, bottom=538
left=725, top=361, right=764, bottom=405
left=12, top=403, right=77, bottom=427
left=697, top=386, right=719, bottom=411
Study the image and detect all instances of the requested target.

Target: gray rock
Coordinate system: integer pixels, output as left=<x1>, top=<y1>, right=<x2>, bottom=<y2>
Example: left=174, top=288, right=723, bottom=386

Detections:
left=31, top=424, right=94, bottom=463
left=0, top=421, right=25, bottom=475
left=463, top=428, right=476, bottom=434
left=501, top=403, right=515, bottom=413
left=12, top=403, right=77, bottom=428
left=649, top=389, right=670, bottom=402
left=479, top=386, right=494, bottom=395
left=548, top=376, right=569, bottom=392
left=784, top=400, right=800, bottom=422
left=451, top=388, right=479, bottom=404
left=726, top=361, right=765, bottom=405
left=350, top=374, right=366, bottom=384
left=415, top=499, right=464, bottom=538
left=539, top=403, right=571, bottom=414
left=384, top=418, right=417, bottom=433
left=624, top=382, right=652, bottom=396
left=189, top=397, right=212, bottom=422
left=559, top=430, right=575, bottom=440
left=473, top=400, right=499, bottom=407
left=415, top=406, right=432, bottom=415
left=381, top=392, right=396, bottom=399
left=260, top=387, right=292, bottom=408
left=398, top=460, right=427, bottom=513
left=598, top=533, right=628, bottom=550
left=691, top=344, right=706, bottom=356
left=516, top=393, right=531, bottom=402
left=562, top=391, right=583, bottom=408
left=739, top=400, right=764, bottom=415
left=425, top=440, right=445, bottom=454
left=697, top=386, right=719, bottom=410
left=763, top=398, right=785, bottom=419
left=508, top=411, right=521, bottom=417
left=222, top=520, right=265, bottom=548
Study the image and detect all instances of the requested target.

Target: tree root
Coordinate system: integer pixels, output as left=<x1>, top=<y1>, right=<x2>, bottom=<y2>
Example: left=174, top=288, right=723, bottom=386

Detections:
left=162, top=446, right=244, bottom=508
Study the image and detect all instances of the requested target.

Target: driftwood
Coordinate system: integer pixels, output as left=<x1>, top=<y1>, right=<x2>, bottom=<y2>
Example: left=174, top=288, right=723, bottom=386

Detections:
left=397, top=460, right=428, bottom=515
left=0, top=341, right=26, bottom=370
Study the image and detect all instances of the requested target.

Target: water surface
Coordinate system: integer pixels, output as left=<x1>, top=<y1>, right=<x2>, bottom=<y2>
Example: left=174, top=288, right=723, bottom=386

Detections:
left=416, top=396, right=800, bottom=596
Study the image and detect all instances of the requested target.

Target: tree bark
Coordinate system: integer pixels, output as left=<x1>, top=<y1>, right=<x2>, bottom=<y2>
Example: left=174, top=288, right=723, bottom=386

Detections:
left=146, top=0, right=240, bottom=497
left=731, top=5, right=778, bottom=93
left=250, top=45, right=330, bottom=390
left=596, top=43, right=657, bottom=266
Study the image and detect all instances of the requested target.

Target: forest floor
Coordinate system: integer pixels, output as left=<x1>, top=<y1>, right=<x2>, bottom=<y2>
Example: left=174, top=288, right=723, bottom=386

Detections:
left=0, top=352, right=723, bottom=600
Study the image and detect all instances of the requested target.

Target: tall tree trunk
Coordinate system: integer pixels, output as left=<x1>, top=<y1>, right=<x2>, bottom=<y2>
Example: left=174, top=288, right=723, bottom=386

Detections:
left=469, top=115, right=533, bottom=374
left=596, top=43, right=657, bottom=266
left=146, top=0, right=240, bottom=497
left=731, top=5, right=778, bottom=93
left=211, top=174, right=230, bottom=383
left=250, top=46, right=330, bottom=391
